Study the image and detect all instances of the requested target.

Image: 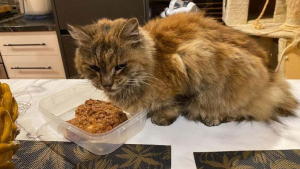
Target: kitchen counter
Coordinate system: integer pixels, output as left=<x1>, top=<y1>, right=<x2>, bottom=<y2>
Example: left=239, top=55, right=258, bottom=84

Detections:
left=0, top=15, right=56, bottom=32
left=1, top=79, right=300, bottom=169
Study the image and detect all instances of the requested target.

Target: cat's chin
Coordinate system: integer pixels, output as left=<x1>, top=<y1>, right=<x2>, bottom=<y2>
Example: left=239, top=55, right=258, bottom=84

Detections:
left=103, top=88, right=121, bottom=96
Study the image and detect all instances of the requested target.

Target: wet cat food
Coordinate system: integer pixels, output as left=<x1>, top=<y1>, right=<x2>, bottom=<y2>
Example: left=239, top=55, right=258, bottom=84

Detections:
left=67, top=99, right=128, bottom=133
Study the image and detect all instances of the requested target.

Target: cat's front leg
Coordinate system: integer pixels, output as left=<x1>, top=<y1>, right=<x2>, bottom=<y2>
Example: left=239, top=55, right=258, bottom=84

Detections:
left=149, top=107, right=180, bottom=126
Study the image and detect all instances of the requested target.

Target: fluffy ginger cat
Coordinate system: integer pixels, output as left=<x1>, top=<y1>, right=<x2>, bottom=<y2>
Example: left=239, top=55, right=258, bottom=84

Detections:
left=69, top=12, right=298, bottom=126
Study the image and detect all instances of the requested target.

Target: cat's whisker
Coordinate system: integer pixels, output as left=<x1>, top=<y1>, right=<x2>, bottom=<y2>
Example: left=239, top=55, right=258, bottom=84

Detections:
left=127, top=79, right=154, bottom=89
left=137, top=76, right=166, bottom=88
left=128, top=77, right=153, bottom=85
left=140, top=73, right=167, bottom=86
left=129, top=71, right=165, bottom=86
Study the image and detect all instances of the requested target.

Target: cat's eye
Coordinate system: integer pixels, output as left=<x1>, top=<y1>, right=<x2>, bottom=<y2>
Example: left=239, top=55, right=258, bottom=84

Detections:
left=89, top=65, right=100, bottom=72
left=115, top=63, right=127, bottom=72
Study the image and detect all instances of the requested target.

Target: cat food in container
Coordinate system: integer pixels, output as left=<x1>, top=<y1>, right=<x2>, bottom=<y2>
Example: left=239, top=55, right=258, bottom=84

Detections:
left=37, top=82, right=148, bottom=155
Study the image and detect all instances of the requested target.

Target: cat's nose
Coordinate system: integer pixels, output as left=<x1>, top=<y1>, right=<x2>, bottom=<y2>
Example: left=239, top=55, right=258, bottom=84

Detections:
left=103, top=84, right=112, bottom=90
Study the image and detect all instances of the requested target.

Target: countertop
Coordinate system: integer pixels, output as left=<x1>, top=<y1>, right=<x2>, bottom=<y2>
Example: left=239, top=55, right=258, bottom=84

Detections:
left=1, top=79, right=300, bottom=169
left=0, top=15, right=56, bottom=32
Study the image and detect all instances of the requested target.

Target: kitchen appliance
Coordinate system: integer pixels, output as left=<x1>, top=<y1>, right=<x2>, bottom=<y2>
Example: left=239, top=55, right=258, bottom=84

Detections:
left=160, top=0, right=199, bottom=18
left=18, top=0, right=52, bottom=15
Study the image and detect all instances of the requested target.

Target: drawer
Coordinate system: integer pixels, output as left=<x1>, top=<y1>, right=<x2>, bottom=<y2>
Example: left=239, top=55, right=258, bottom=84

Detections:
left=2, top=55, right=66, bottom=79
left=0, top=31, right=60, bottom=56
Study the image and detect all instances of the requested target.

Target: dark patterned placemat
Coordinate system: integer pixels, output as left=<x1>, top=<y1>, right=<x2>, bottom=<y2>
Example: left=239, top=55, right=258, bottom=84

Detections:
left=13, top=140, right=171, bottom=169
left=194, top=150, right=300, bottom=169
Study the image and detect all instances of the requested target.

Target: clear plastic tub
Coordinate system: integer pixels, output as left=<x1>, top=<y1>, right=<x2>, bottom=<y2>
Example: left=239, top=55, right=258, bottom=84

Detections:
left=37, top=82, right=148, bottom=155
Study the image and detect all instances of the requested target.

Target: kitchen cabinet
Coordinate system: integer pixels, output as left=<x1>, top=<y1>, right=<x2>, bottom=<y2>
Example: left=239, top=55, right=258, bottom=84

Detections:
left=53, top=0, right=148, bottom=30
left=60, top=35, right=77, bottom=78
left=0, top=31, right=66, bottom=79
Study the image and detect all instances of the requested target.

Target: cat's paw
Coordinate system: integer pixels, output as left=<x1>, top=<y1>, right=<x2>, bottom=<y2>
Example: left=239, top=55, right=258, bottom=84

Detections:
left=202, top=118, right=221, bottom=127
left=151, top=115, right=176, bottom=126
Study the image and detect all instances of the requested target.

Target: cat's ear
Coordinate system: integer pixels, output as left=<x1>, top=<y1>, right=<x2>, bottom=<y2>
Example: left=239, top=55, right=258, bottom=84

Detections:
left=68, top=24, right=91, bottom=46
left=119, top=18, right=140, bottom=43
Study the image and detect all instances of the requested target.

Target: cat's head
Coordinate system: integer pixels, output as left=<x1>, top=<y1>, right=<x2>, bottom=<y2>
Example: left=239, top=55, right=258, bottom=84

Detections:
left=69, top=18, right=154, bottom=96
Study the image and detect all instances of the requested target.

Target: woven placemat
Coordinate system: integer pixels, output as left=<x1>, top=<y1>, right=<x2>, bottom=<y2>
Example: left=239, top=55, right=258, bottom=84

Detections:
left=194, top=149, right=300, bottom=169
left=13, top=140, right=171, bottom=169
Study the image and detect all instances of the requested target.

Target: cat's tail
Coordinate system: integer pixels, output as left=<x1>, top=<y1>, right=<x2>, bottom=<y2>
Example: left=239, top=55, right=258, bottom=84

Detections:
left=272, top=73, right=299, bottom=118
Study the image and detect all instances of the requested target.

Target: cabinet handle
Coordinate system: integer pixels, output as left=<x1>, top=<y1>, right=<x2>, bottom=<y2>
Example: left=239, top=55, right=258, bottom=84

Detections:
left=4, top=43, right=46, bottom=46
left=11, top=66, right=52, bottom=69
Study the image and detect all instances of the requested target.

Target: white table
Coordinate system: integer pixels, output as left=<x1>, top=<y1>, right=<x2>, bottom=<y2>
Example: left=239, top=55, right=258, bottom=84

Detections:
left=2, top=79, right=300, bottom=169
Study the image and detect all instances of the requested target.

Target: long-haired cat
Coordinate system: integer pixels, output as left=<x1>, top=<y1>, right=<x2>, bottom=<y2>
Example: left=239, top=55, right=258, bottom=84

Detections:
left=68, top=12, right=298, bottom=126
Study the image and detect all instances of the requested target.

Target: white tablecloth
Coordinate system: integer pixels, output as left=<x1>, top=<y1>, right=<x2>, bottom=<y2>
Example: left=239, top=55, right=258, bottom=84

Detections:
left=2, top=79, right=300, bottom=169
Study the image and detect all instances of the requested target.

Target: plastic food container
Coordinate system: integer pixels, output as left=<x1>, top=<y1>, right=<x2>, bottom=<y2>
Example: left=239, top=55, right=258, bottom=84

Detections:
left=37, top=82, right=148, bottom=155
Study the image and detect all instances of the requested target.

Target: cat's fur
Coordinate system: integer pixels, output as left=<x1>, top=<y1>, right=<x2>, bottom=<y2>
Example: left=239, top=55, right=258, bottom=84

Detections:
left=69, top=12, right=298, bottom=126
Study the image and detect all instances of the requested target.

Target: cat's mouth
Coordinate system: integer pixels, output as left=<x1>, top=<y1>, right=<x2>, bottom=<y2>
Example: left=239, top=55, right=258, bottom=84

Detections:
left=92, top=82, right=119, bottom=94
left=103, top=87, right=121, bottom=95
left=104, top=88, right=116, bottom=93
